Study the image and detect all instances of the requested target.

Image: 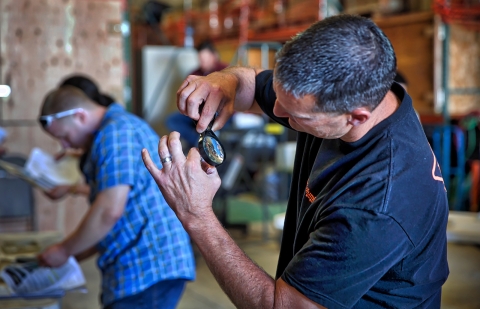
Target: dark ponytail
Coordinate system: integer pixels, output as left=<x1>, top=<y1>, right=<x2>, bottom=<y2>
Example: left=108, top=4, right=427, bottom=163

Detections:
left=59, top=75, right=115, bottom=107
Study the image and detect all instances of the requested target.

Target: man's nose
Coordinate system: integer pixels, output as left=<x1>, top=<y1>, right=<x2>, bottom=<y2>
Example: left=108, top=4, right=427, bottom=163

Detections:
left=273, top=101, right=287, bottom=118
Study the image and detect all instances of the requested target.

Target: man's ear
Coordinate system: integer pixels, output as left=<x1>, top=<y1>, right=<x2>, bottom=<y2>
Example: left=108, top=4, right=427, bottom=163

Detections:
left=347, top=108, right=371, bottom=126
left=75, top=110, right=88, bottom=124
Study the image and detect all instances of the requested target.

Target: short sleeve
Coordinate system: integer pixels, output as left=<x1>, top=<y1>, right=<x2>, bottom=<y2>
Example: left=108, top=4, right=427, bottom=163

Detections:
left=93, top=126, right=142, bottom=192
left=254, top=70, right=291, bottom=129
left=281, top=207, right=413, bottom=309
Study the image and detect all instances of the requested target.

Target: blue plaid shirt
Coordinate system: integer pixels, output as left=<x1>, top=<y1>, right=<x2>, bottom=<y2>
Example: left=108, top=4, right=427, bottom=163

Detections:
left=82, top=104, right=195, bottom=306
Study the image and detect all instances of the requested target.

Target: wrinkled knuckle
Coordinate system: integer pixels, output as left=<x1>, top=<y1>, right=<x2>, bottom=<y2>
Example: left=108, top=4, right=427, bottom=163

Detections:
left=159, top=149, right=170, bottom=157
left=186, top=97, right=197, bottom=108
left=178, top=91, right=189, bottom=102
left=168, top=138, right=181, bottom=149
left=211, top=84, right=221, bottom=93
left=210, top=85, right=224, bottom=98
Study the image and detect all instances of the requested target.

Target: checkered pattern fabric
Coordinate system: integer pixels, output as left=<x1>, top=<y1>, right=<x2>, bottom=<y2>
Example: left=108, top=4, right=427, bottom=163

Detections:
left=82, top=104, right=195, bottom=306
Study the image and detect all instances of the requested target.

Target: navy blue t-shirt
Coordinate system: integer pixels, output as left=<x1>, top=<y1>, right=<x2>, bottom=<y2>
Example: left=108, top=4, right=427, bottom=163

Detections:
left=255, top=70, right=449, bottom=309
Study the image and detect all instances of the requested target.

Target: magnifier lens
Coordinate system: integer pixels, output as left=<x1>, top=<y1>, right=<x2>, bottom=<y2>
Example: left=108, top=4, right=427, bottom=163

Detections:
left=201, top=134, right=224, bottom=165
left=194, top=104, right=226, bottom=166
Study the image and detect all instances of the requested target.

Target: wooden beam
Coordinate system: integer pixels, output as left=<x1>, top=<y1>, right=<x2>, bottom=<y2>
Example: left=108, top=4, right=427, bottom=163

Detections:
left=248, top=24, right=311, bottom=42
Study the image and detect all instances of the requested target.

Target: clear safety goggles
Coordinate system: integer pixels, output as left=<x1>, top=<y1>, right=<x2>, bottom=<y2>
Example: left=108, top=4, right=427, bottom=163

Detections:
left=38, top=108, right=84, bottom=128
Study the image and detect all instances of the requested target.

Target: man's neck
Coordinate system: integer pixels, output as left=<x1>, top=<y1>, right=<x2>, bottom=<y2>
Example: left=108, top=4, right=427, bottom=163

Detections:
left=91, top=106, right=108, bottom=130
left=341, top=91, right=401, bottom=143
left=82, top=106, right=108, bottom=151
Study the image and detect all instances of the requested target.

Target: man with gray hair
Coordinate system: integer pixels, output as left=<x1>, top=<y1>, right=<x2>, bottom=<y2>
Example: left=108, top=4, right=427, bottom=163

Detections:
left=143, top=14, right=450, bottom=308
left=37, top=85, right=195, bottom=309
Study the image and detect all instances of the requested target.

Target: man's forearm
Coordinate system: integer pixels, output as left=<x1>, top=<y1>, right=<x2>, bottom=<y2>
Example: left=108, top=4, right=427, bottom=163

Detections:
left=74, top=246, right=99, bottom=262
left=62, top=204, right=117, bottom=256
left=185, top=210, right=275, bottom=309
left=71, top=183, right=90, bottom=196
left=222, top=66, right=263, bottom=113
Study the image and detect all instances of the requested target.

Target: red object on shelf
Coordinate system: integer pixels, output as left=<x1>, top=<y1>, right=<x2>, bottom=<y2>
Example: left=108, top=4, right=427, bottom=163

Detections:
left=470, top=160, right=480, bottom=212
left=433, top=0, right=480, bottom=30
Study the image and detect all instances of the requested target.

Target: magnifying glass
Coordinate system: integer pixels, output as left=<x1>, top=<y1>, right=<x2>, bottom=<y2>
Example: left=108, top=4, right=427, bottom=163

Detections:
left=194, top=105, right=226, bottom=166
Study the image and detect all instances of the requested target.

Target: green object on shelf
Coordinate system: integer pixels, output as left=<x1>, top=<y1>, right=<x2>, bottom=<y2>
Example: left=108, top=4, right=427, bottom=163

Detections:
left=226, top=194, right=287, bottom=224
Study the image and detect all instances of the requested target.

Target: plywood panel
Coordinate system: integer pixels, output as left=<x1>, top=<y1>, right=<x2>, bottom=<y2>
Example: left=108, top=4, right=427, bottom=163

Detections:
left=0, top=0, right=124, bottom=121
left=375, top=12, right=435, bottom=115
left=448, top=25, right=480, bottom=116
left=449, top=25, right=480, bottom=89
left=449, top=95, right=480, bottom=116
left=375, top=12, right=480, bottom=117
left=0, top=0, right=123, bottom=232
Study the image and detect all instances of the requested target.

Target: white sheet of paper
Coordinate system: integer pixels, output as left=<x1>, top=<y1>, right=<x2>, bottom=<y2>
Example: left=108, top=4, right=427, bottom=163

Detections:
left=0, top=257, right=86, bottom=296
left=25, top=148, right=81, bottom=186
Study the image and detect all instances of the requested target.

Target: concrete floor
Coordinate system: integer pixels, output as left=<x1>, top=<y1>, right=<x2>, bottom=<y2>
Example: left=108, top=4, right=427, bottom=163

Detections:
left=62, top=226, right=480, bottom=309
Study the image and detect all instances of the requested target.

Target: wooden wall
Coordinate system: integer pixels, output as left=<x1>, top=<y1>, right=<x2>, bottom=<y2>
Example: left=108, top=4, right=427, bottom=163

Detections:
left=375, top=12, right=436, bottom=115
left=0, top=0, right=124, bottom=234
left=448, top=25, right=480, bottom=116
left=376, top=12, right=480, bottom=117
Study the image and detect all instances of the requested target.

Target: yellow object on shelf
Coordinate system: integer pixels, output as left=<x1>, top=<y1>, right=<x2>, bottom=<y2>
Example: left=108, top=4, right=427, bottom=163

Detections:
left=264, top=123, right=284, bottom=135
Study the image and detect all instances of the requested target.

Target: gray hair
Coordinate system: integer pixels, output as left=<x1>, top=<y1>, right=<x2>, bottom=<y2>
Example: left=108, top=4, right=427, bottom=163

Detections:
left=274, top=14, right=397, bottom=113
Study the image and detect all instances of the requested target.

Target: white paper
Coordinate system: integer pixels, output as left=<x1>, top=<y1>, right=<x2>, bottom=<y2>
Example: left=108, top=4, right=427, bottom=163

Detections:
left=25, top=148, right=82, bottom=186
left=0, top=257, right=86, bottom=296
left=0, top=159, right=55, bottom=190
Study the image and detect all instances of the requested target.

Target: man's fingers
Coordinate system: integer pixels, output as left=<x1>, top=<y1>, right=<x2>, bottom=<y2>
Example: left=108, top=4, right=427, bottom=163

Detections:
left=194, top=90, right=223, bottom=133
left=186, top=147, right=202, bottom=164
left=157, top=135, right=173, bottom=170
left=167, top=132, right=186, bottom=164
left=177, top=75, right=201, bottom=113
left=187, top=147, right=216, bottom=175
left=186, top=83, right=221, bottom=126
left=200, top=157, right=218, bottom=176
left=194, top=81, right=227, bottom=132
left=211, top=104, right=234, bottom=132
left=185, top=90, right=213, bottom=123
left=178, top=78, right=190, bottom=92
left=142, top=148, right=162, bottom=178
left=178, top=74, right=231, bottom=133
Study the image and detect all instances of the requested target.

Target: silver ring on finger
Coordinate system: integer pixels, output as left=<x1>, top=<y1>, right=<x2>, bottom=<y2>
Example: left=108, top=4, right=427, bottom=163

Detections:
left=161, top=156, right=173, bottom=164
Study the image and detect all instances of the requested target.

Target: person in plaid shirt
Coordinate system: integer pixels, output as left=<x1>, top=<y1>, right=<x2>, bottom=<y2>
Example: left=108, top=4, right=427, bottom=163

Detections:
left=37, top=85, right=195, bottom=309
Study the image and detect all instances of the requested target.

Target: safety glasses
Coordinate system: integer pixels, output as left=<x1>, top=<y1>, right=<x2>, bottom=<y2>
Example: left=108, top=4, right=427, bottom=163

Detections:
left=38, top=108, right=84, bottom=128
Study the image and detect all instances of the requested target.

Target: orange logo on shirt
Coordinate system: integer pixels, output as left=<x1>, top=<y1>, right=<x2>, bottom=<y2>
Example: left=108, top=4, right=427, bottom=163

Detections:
left=430, top=148, right=446, bottom=191
left=304, top=148, right=446, bottom=203
left=305, top=181, right=316, bottom=203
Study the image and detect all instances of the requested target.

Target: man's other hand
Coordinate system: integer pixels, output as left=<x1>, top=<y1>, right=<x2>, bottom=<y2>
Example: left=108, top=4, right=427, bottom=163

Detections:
left=38, top=243, right=69, bottom=267
left=44, top=185, right=73, bottom=200
left=141, top=131, right=221, bottom=225
left=176, top=72, right=237, bottom=133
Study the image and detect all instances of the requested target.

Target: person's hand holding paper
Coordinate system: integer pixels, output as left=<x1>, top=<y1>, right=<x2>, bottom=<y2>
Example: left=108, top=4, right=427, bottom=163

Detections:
left=25, top=148, right=82, bottom=187
left=38, top=243, right=70, bottom=268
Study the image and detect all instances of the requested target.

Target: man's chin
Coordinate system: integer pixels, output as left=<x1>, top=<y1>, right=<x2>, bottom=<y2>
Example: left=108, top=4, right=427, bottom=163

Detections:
left=288, top=120, right=302, bottom=132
